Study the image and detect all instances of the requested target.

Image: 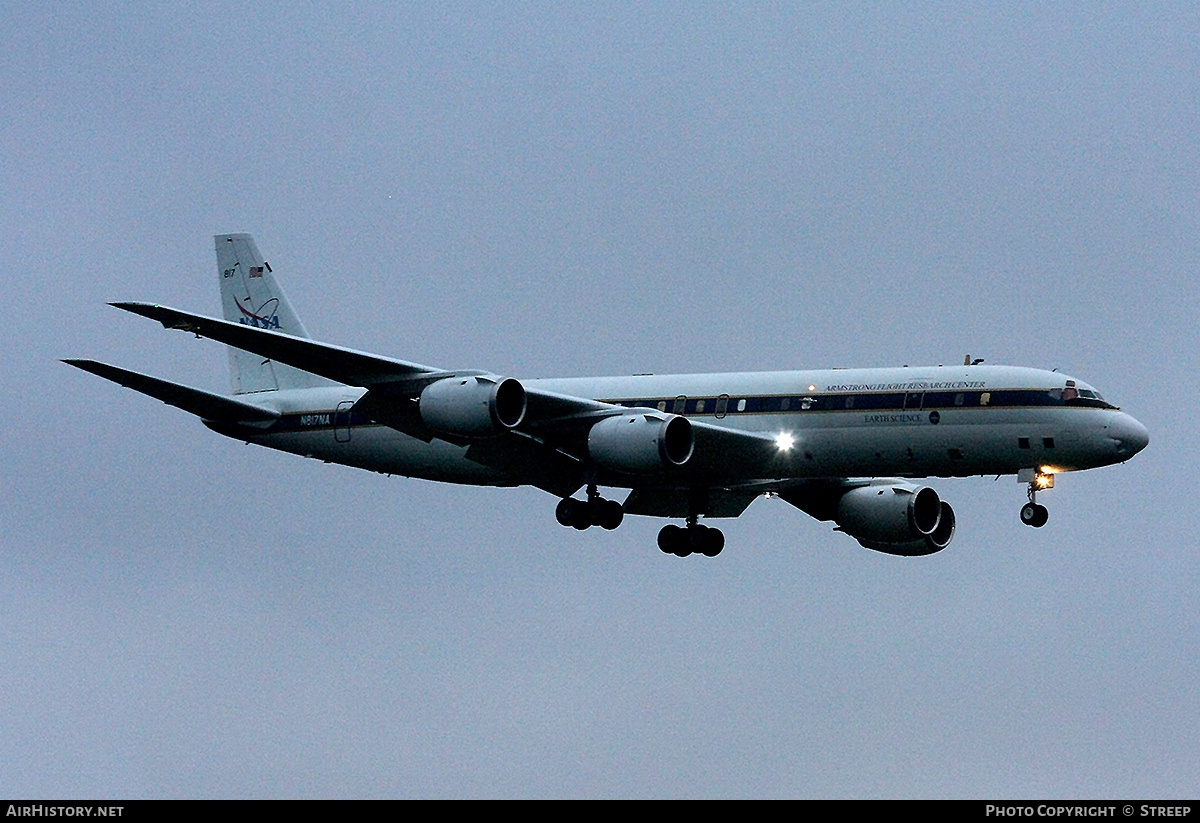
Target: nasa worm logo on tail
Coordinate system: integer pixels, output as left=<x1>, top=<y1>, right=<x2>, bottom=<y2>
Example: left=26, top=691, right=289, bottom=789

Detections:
left=235, top=297, right=280, bottom=329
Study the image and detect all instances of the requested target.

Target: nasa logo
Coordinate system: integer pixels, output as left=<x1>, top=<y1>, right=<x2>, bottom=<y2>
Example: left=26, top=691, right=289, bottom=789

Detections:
left=239, top=314, right=281, bottom=329
left=235, top=297, right=281, bottom=329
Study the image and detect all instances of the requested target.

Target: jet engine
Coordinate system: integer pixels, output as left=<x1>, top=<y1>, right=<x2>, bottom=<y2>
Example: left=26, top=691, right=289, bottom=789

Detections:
left=587, top=413, right=693, bottom=474
left=835, top=483, right=956, bottom=556
left=419, top=375, right=527, bottom=437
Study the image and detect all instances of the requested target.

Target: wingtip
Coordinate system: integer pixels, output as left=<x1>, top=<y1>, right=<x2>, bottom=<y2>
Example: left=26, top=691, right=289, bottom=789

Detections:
left=109, top=302, right=170, bottom=324
left=62, top=358, right=101, bottom=374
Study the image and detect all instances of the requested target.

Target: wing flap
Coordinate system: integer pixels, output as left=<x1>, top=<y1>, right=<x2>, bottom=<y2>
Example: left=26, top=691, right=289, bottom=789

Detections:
left=63, top=359, right=280, bottom=424
left=463, top=433, right=585, bottom=498
left=621, top=487, right=761, bottom=519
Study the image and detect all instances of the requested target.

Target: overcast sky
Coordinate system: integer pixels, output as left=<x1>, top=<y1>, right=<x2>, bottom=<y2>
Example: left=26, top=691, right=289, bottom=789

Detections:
left=3, top=1, right=1198, bottom=798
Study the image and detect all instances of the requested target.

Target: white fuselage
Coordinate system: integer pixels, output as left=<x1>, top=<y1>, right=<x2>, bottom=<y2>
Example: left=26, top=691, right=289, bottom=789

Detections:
left=213, top=364, right=1149, bottom=490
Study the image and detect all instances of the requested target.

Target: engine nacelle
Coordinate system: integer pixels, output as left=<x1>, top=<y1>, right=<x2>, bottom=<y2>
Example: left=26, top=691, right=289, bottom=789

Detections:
left=418, top=375, right=527, bottom=437
left=587, top=413, right=694, bottom=474
left=835, top=483, right=956, bottom=556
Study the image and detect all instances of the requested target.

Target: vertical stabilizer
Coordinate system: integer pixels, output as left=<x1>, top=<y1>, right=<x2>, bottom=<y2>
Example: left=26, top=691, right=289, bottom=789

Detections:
left=216, top=233, right=330, bottom=393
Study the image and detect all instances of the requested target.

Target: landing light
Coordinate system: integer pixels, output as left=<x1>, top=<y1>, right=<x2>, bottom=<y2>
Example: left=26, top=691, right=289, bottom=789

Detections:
left=1034, top=471, right=1055, bottom=489
left=775, top=432, right=796, bottom=452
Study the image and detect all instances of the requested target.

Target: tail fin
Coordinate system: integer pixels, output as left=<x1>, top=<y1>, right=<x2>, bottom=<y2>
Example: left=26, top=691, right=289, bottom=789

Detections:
left=216, top=233, right=331, bottom=394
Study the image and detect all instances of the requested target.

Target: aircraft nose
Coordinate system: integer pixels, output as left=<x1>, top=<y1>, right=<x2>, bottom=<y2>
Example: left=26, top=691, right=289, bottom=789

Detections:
left=1109, top=413, right=1150, bottom=459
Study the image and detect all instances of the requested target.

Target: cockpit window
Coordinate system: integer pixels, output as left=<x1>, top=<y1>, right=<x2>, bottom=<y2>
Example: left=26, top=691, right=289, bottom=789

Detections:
left=1060, top=385, right=1115, bottom=409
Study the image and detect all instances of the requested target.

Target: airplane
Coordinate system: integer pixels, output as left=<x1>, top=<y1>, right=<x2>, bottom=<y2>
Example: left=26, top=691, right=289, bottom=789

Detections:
left=65, top=233, right=1150, bottom=558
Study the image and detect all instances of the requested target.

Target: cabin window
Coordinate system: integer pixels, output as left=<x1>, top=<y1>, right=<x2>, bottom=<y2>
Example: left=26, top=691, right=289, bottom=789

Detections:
left=1043, top=437, right=1055, bottom=449
left=672, top=396, right=686, bottom=414
left=736, top=398, right=746, bottom=412
left=657, top=400, right=667, bottom=412
left=695, top=399, right=706, bottom=414
left=781, top=397, right=790, bottom=411
left=954, top=393, right=965, bottom=406
left=1018, top=437, right=1031, bottom=449
left=715, top=395, right=729, bottom=419
left=980, top=392, right=991, bottom=406
left=845, top=395, right=855, bottom=409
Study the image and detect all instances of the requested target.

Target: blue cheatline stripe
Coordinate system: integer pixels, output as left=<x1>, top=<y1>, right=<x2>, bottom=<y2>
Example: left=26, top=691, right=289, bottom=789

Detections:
left=257, top=388, right=1113, bottom=434
left=604, top=389, right=1115, bottom=416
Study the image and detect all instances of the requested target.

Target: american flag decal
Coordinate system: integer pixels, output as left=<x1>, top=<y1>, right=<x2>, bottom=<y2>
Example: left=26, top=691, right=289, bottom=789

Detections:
left=249, top=266, right=264, bottom=278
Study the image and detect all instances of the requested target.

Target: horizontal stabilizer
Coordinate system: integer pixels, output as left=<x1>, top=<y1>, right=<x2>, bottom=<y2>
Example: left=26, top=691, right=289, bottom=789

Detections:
left=62, top=359, right=280, bottom=424
left=110, top=302, right=441, bottom=388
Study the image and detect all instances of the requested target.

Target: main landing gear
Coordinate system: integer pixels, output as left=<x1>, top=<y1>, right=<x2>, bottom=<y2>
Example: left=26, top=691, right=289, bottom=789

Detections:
left=555, top=486, right=725, bottom=557
left=657, top=522, right=725, bottom=558
left=556, top=489, right=624, bottom=531
left=1020, top=472, right=1052, bottom=528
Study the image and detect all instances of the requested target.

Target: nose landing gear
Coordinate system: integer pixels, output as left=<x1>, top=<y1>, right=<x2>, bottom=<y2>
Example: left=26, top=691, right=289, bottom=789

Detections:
left=1019, top=471, right=1053, bottom=528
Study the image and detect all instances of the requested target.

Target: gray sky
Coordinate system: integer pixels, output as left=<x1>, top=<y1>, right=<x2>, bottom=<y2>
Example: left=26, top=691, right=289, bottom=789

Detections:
left=3, top=1, right=1197, bottom=798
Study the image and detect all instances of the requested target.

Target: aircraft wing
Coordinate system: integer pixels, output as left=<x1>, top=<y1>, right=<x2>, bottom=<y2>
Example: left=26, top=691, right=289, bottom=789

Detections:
left=684, top=418, right=798, bottom=479
left=518, top=389, right=789, bottom=468
left=62, top=359, right=280, bottom=424
left=111, top=302, right=445, bottom=386
left=359, top=381, right=790, bottom=496
left=520, top=388, right=790, bottom=463
left=113, top=301, right=798, bottom=494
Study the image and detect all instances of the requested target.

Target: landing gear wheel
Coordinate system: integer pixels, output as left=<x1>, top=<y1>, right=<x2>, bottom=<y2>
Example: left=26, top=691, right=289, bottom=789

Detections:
left=1020, top=502, right=1049, bottom=528
left=699, top=526, right=725, bottom=557
left=658, top=524, right=686, bottom=555
left=599, top=499, right=624, bottom=530
left=555, top=498, right=578, bottom=527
